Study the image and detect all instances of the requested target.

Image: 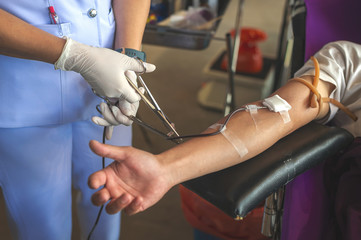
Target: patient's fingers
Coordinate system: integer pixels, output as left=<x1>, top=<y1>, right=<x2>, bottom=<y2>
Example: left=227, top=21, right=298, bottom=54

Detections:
left=124, top=197, right=144, bottom=216
left=89, top=140, right=130, bottom=162
left=91, top=188, right=111, bottom=206
left=88, top=171, right=107, bottom=189
left=105, top=194, right=132, bottom=214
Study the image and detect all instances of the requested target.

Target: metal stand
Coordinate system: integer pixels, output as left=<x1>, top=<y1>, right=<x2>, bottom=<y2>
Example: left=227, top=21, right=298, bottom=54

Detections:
left=261, top=187, right=285, bottom=240
left=224, top=0, right=244, bottom=115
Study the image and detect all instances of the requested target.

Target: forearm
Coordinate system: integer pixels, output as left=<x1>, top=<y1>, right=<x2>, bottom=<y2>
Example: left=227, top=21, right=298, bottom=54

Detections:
left=0, top=9, right=65, bottom=64
left=113, top=0, right=151, bottom=50
left=160, top=77, right=333, bottom=186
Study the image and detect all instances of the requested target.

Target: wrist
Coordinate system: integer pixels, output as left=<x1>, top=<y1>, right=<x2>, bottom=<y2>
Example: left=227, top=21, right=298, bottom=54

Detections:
left=49, top=37, right=66, bottom=64
left=157, top=152, right=185, bottom=187
left=157, top=146, right=198, bottom=186
left=54, top=37, right=71, bottom=70
left=54, top=37, right=84, bottom=71
left=116, top=47, right=146, bottom=62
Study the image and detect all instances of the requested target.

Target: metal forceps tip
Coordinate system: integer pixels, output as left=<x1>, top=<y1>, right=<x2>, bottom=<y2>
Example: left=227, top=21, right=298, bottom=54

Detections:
left=127, top=59, right=182, bottom=143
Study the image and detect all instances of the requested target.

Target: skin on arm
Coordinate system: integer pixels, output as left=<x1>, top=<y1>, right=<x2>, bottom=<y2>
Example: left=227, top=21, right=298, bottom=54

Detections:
left=112, top=0, right=151, bottom=50
left=166, top=76, right=334, bottom=181
left=0, top=9, right=65, bottom=63
left=88, top=75, right=335, bottom=215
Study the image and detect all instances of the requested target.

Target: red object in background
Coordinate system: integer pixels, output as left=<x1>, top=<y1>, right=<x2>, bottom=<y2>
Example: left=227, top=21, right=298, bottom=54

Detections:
left=179, top=185, right=268, bottom=240
left=221, top=28, right=267, bottom=73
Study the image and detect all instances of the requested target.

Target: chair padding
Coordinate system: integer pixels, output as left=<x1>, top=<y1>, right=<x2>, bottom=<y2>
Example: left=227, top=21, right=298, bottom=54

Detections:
left=182, top=122, right=354, bottom=218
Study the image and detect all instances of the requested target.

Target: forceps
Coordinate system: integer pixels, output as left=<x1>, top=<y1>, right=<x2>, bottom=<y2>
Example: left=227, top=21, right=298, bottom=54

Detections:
left=125, top=74, right=182, bottom=143
left=94, top=59, right=182, bottom=144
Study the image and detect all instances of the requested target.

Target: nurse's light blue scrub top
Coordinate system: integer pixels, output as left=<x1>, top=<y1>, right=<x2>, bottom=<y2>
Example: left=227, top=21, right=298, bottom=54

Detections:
left=0, top=1, right=116, bottom=127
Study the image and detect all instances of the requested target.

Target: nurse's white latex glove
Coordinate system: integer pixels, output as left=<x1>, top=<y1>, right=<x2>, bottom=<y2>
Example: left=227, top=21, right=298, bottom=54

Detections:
left=54, top=37, right=155, bottom=102
left=92, top=72, right=144, bottom=140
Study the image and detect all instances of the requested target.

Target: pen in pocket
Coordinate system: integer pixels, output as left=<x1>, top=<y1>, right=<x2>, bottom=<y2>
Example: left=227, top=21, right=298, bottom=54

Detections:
left=48, top=6, right=59, bottom=24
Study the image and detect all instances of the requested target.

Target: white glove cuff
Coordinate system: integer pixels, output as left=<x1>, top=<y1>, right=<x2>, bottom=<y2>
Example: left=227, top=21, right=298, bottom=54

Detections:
left=54, top=37, right=89, bottom=73
left=54, top=37, right=73, bottom=70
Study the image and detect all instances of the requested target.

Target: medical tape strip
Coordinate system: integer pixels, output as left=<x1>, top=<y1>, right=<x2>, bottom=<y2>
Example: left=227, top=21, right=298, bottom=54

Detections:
left=245, top=105, right=260, bottom=129
left=262, top=95, right=292, bottom=123
left=208, top=123, right=248, bottom=158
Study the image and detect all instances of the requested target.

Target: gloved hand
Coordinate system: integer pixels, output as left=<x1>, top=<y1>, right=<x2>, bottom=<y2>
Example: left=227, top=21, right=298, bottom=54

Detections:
left=92, top=71, right=144, bottom=140
left=54, top=37, right=155, bottom=102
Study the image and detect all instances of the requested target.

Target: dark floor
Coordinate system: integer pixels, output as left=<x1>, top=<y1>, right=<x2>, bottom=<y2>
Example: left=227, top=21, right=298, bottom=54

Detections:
left=0, top=0, right=285, bottom=239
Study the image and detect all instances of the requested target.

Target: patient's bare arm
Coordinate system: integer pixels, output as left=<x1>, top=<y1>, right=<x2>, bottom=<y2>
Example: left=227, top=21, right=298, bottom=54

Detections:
left=88, top=75, right=334, bottom=215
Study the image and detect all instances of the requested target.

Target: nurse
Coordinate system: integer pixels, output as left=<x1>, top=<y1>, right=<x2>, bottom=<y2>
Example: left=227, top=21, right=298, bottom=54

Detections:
left=0, top=1, right=154, bottom=239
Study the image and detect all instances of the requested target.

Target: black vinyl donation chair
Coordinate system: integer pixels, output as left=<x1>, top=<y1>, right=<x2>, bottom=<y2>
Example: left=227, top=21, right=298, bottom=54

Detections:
left=182, top=122, right=354, bottom=239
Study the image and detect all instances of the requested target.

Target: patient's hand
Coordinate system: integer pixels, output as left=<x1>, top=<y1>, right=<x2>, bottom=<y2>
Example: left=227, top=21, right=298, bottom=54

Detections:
left=88, top=140, right=172, bottom=215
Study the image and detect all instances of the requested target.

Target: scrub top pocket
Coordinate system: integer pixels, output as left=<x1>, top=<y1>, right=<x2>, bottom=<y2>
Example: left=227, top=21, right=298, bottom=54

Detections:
left=0, top=23, right=73, bottom=127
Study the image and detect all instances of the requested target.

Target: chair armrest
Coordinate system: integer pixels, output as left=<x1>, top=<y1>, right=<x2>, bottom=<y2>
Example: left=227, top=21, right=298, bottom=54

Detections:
left=182, top=122, right=354, bottom=219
